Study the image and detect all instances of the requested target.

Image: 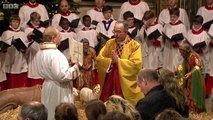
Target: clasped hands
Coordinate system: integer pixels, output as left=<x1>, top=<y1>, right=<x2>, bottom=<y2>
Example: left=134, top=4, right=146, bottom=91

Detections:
left=111, top=50, right=118, bottom=64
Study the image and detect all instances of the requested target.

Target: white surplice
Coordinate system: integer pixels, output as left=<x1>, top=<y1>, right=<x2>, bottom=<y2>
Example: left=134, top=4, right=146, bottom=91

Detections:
left=207, top=24, right=213, bottom=76
left=197, top=5, right=213, bottom=26
left=34, top=44, right=80, bottom=120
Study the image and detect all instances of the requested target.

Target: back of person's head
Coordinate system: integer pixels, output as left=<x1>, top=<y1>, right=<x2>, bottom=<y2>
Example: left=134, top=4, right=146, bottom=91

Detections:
left=102, top=5, right=113, bottom=13
left=9, top=15, right=20, bottom=23
left=155, top=109, right=185, bottom=120
left=192, top=15, right=203, bottom=25
left=55, top=102, right=78, bottom=120
left=85, top=99, right=107, bottom=120
left=102, top=111, right=131, bottom=120
left=143, top=10, right=155, bottom=21
left=123, top=11, right=134, bottom=20
left=20, top=101, right=48, bottom=120
left=30, top=12, right=41, bottom=21
left=105, top=95, right=141, bottom=120
left=137, top=68, right=159, bottom=83
left=169, top=8, right=180, bottom=16
left=42, top=26, right=59, bottom=42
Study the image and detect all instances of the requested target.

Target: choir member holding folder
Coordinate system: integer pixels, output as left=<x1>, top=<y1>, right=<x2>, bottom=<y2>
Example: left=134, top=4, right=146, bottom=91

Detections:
left=0, top=15, right=28, bottom=89
left=163, top=8, right=187, bottom=72
left=140, top=11, right=163, bottom=70
left=24, top=12, right=45, bottom=86
left=58, top=16, right=77, bottom=60
left=51, top=0, right=82, bottom=32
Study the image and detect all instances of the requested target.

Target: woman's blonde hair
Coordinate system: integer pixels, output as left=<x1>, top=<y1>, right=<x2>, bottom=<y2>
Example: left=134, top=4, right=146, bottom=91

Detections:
left=105, top=95, right=141, bottom=120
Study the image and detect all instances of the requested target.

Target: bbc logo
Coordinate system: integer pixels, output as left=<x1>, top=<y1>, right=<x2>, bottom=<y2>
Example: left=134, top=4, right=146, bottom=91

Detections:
left=3, top=3, right=19, bottom=9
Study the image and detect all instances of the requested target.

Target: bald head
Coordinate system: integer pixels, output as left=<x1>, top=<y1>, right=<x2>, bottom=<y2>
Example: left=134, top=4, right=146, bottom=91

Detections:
left=60, top=0, right=70, bottom=13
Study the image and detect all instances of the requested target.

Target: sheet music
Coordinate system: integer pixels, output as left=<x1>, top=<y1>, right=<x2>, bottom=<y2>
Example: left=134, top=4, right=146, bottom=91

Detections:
left=69, top=38, right=83, bottom=65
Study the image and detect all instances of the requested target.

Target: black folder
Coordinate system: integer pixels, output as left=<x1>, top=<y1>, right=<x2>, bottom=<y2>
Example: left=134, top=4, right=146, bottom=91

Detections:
left=70, top=18, right=80, bottom=28
left=12, top=38, right=32, bottom=51
left=58, top=38, right=69, bottom=51
left=163, top=33, right=184, bottom=42
left=99, top=32, right=110, bottom=40
left=0, top=41, right=10, bottom=51
left=31, top=29, right=43, bottom=43
left=193, top=41, right=207, bottom=49
left=129, top=27, right=139, bottom=39
left=40, top=19, right=52, bottom=28
left=147, top=29, right=162, bottom=40
left=202, top=20, right=213, bottom=31
left=92, top=20, right=99, bottom=26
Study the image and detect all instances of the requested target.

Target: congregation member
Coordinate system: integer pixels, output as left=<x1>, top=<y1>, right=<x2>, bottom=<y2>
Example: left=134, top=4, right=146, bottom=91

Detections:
left=136, top=68, right=176, bottom=120
left=96, top=21, right=143, bottom=106
left=55, top=102, right=78, bottom=120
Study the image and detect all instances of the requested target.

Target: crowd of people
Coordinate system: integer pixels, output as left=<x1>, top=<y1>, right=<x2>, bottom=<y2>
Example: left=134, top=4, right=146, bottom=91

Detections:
left=1, top=0, right=213, bottom=119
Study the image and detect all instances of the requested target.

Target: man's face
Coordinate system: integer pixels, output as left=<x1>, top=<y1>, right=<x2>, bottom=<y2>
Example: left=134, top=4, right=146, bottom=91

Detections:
left=83, top=17, right=91, bottom=27
left=103, top=10, right=112, bottom=20
left=170, top=14, right=178, bottom=24
left=10, top=20, right=20, bottom=29
left=179, top=48, right=188, bottom=59
left=168, top=0, right=178, bottom=7
left=126, top=17, right=134, bottom=27
left=113, top=23, right=127, bottom=42
left=95, top=0, right=105, bottom=8
left=29, top=0, right=36, bottom=3
left=137, top=78, right=148, bottom=95
left=60, top=1, right=70, bottom=13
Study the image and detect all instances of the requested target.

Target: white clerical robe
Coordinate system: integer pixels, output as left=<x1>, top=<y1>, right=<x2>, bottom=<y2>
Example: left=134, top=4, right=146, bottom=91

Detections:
left=187, top=28, right=210, bottom=74
left=197, top=5, right=213, bottom=26
left=76, top=26, right=98, bottom=48
left=142, top=22, right=163, bottom=69
left=18, top=2, right=49, bottom=29
left=1, top=28, right=28, bottom=74
left=96, top=19, right=116, bottom=39
left=158, top=8, right=190, bottom=30
left=163, top=21, right=187, bottom=72
left=207, top=24, right=213, bottom=76
left=52, top=12, right=83, bottom=33
left=86, top=8, right=104, bottom=24
left=35, top=46, right=80, bottom=120
left=118, top=1, right=149, bottom=21
left=24, top=26, right=45, bottom=79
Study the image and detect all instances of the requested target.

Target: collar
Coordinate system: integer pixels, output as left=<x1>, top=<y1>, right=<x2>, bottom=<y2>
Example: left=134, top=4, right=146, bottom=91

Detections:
left=128, top=25, right=136, bottom=29
left=60, top=27, right=75, bottom=33
left=168, top=5, right=179, bottom=10
left=102, top=19, right=113, bottom=24
left=170, top=20, right=182, bottom=25
left=150, top=18, right=158, bottom=27
left=205, top=4, right=213, bottom=10
left=192, top=27, right=204, bottom=34
left=27, top=2, right=39, bottom=8
left=40, top=42, right=57, bottom=50
left=8, top=26, right=21, bottom=32
left=29, top=22, right=42, bottom=29
left=128, top=0, right=140, bottom=5
left=81, top=27, right=95, bottom=31
left=60, top=11, right=71, bottom=16
left=94, top=7, right=102, bottom=12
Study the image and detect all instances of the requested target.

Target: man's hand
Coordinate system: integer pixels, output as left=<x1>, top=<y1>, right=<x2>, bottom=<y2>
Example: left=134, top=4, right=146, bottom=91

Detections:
left=111, top=50, right=118, bottom=64
left=183, top=72, right=192, bottom=80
